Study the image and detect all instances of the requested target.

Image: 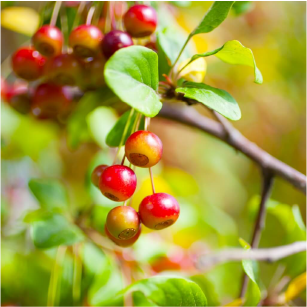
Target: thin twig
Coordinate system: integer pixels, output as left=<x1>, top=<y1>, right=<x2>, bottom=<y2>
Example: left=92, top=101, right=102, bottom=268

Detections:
left=196, top=241, right=306, bottom=270
left=86, top=6, right=96, bottom=25
left=239, top=170, right=274, bottom=297
left=158, top=103, right=306, bottom=194
left=149, top=168, right=155, bottom=194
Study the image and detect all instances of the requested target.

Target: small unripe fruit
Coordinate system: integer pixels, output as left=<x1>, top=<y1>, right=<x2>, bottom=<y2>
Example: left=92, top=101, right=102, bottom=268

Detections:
left=139, top=193, right=180, bottom=230
left=47, top=53, right=83, bottom=86
left=106, top=206, right=140, bottom=240
left=11, top=47, right=46, bottom=81
left=99, top=165, right=137, bottom=201
left=91, top=164, right=108, bottom=187
left=101, top=30, right=133, bottom=58
left=123, top=5, right=157, bottom=38
left=125, top=130, right=163, bottom=168
left=69, top=25, right=103, bottom=58
left=31, top=83, right=72, bottom=120
left=105, top=224, right=141, bottom=247
left=32, top=25, right=63, bottom=57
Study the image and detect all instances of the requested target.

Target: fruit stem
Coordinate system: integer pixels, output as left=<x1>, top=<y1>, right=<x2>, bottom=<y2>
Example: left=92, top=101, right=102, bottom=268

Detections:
left=121, top=154, right=126, bottom=165
left=149, top=167, right=156, bottom=194
left=86, top=6, right=96, bottom=25
left=145, top=117, right=151, bottom=131
left=72, top=1, right=86, bottom=29
left=47, top=246, right=67, bottom=306
left=113, top=108, right=135, bottom=165
left=50, top=1, right=62, bottom=27
left=123, top=200, right=128, bottom=206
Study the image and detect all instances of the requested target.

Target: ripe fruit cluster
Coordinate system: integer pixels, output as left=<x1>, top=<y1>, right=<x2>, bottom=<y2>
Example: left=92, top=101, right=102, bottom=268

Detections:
left=92, top=129, right=180, bottom=247
left=2, top=3, right=158, bottom=120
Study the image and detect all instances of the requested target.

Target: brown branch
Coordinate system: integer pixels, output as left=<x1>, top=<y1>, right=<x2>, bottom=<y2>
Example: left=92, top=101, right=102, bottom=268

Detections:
left=196, top=241, right=306, bottom=270
left=158, top=103, right=306, bottom=194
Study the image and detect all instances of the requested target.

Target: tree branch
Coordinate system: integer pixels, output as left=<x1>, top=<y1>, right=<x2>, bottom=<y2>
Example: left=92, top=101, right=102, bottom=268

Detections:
left=158, top=103, right=306, bottom=194
left=196, top=241, right=306, bottom=270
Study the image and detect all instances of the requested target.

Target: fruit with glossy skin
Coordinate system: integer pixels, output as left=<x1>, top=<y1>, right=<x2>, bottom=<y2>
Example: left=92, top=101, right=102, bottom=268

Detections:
left=11, top=47, right=46, bottom=81
left=91, top=164, right=108, bottom=187
left=125, top=130, right=163, bottom=168
left=32, top=25, right=63, bottom=57
left=139, top=193, right=180, bottom=230
left=99, top=165, right=137, bottom=201
left=101, top=30, right=133, bottom=58
left=69, top=25, right=103, bottom=58
left=7, top=83, right=32, bottom=114
left=105, top=224, right=141, bottom=247
left=123, top=5, right=157, bottom=38
left=31, top=83, right=72, bottom=120
left=106, top=206, right=140, bottom=240
left=47, top=53, right=82, bottom=86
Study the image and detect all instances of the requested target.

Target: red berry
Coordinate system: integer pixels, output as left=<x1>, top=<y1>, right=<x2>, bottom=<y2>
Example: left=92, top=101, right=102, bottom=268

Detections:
left=82, top=57, right=106, bottom=90
left=11, top=47, right=46, bottom=81
left=69, top=25, right=103, bottom=58
left=31, top=83, right=72, bottom=120
left=99, top=165, right=137, bottom=201
left=106, top=206, right=140, bottom=240
left=47, top=53, right=83, bottom=86
left=91, top=164, right=108, bottom=187
left=105, top=224, right=141, bottom=247
left=139, top=193, right=180, bottom=230
left=145, top=41, right=157, bottom=52
left=123, top=5, right=157, bottom=38
left=32, top=25, right=63, bottom=57
left=125, top=130, right=163, bottom=168
left=7, top=83, right=32, bottom=114
left=1, top=77, right=10, bottom=102
left=101, top=30, right=133, bottom=58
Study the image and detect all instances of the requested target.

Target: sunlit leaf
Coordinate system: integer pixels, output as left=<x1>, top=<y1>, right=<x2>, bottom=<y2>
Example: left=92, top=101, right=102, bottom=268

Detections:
left=284, top=272, right=307, bottom=302
left=176, top=82, right=241, bottom=120
left=232, top=1, right=253, bottom=16
left=104, top=46, right=162, bottom=117
left=178, top=57, right=207, bottom=83
left=182, top=40, right=263, bottom=84
left=1, top=7, right=39, bottom=36
left=224, top=298, right=243, bottom=306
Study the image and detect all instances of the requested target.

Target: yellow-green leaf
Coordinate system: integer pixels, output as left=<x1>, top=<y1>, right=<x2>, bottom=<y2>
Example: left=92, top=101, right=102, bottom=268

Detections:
left=284, top=272, right=306, bottom=302
left=1, top=7, right=39, bottom=36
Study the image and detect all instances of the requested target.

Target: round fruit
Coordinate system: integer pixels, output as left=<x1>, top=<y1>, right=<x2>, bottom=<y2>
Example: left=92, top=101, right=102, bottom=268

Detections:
left=125, top=130, right=163, bottom=168
left=1, top=77, right=10, bottom=102
left=11, top=47, right=46, bottom=81
left=145, top=41, right=157, bottom=52
left=106, top=206, right=140, bottom=240
left=7, top=83, right=31, bottom=114
left=123, top=5, right=157, bottom=38
left=32, top=25, right=63, bottom=57
left=101, top=30, right=133, bottom=58
left=139, top=193, right=180, bottom=230
left=82, top=57, right=106, bottom=90
left=69, top=25, right=103, bottom=58
left=105, top=224, right=141, bottom=247
left=91, top=164, right=108, bottom=187
left=31, top=83, right=72, bottom=120
left=99, top=165, right=137, bottom=201
left=47, top=53, right=82, bottom=86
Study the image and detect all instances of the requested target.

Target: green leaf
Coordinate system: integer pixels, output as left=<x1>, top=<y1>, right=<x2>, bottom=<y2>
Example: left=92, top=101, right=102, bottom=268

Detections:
left=242, top=259, right=261, bottom=306
left=29, top=179, right=68, bottom=211
left=30, top=213, right=84, bottom=248
left=183, top=40, right=262, bottom=84
left=106, top=110, right=145, bottom=147
left=232, top=1, right=253, bottom=16
left=176, top=82, right=241, bottom=120
left=104, top=46, right=162, bottom=117
left=67, top=88, right=118, bottom=149
left=102, top=276, right=207, bottom=306
left=192, top=2, right=235, bottom=35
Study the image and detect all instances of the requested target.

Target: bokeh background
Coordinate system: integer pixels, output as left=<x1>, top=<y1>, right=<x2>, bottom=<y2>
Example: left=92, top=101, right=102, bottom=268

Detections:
left=1, top=1, right=306, bottom=306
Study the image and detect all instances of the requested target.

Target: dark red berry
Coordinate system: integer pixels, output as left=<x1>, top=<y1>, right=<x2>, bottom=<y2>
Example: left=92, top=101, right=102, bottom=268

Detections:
left=91, top=164, right=108, bottom=187
left=99, top=165, right=137, bottom=201
left=11, top=47, right=46, bottom=81
left=32, top=25, right=63, bottom=57
left=46, top=53, right=83, bottom=86
left=145, top=41, right=157, bottom=52
left=69, top=25, right=103, bottom=58
left=123, top=5, right=157, bottom=38
left=7, top=83, right=32, bottom=114
left=105, top=224, right=141, bottom=247
left=1, top=77, right=10, bottom=102
left=139, top=193, right=180, bottom=230
left=106, top=206, right=140, bottom=240
left=101, top=30, right=133, bottom=58
left=31, top=83, right=72, bottom=120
